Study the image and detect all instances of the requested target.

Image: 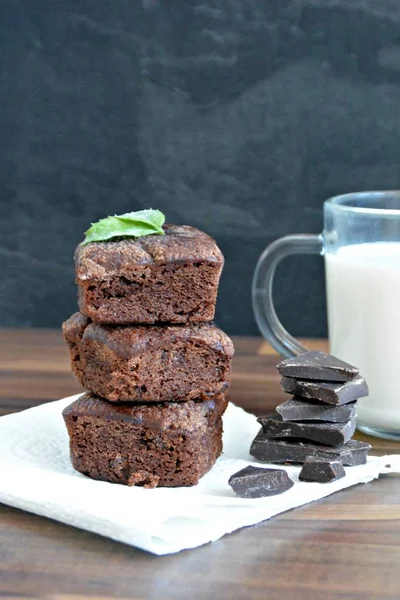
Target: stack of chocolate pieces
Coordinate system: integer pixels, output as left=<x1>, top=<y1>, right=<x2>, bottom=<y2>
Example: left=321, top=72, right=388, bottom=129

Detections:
left=62, top=225, right=234, bottom=488
left=250, top=351, right=371, bottom=482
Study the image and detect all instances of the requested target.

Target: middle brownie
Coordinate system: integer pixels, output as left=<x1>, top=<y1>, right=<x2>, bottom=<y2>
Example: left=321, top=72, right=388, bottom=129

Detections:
left=63, top=312, right=234, bottom=402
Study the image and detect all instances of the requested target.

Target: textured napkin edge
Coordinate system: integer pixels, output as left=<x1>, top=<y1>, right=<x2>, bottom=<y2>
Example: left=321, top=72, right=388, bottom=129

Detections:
left=1, top=396, right=400, bottom=555
left=1, top=453, right=397, bottom=555
left=0, top=455, right=390, bottom=556
left=141, top=455, right=398, bottom=554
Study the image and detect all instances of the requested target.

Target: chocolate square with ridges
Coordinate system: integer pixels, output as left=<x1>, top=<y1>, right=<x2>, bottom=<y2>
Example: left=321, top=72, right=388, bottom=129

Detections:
left=276, top=398, right=357, bottom=422
left=281, top=375, right=368, bottom=405
left=277, top=351, right=359, bottom=382
left=250, top=430, right=370, bottom=466
left=228, top=465, right=294, bottom=498
left=299, top=458, right=346, bottom=483
left=257, top=414, right=356, bottom=446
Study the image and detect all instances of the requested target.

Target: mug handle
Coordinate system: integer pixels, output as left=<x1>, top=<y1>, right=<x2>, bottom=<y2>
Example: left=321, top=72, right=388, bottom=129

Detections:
left=252, top=234, right=324, bottom=358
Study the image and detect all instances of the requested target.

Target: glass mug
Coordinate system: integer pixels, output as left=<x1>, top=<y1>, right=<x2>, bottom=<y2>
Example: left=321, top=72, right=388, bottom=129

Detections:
left=253, top=191, right=400, bottom=440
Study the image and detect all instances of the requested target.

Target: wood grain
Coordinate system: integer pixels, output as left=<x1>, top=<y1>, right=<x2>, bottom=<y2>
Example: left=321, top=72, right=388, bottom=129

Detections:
left=0, top=329, right=399, bottom=600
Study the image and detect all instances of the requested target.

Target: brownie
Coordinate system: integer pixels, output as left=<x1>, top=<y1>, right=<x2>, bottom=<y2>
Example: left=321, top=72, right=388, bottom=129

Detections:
left=75, top=225, right=224, bottom=325
left=63, top=312, right=234, bottom=402
left=62, top=393, right=228, bottom=488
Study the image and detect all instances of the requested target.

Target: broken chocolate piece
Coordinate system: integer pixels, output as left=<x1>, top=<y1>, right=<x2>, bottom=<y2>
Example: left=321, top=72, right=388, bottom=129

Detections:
left=299, top=458, right=346, bottom=483
left=257, top=414, right=356, bottom=446
left=277, top=351, right=359, bottom=382
left=281, top=375, right=368, bottom=405
left=276, top=398, right=357, bottom=423
left=228, top=465, right=294, bottom=498
left=250, top=430, right=370, bottom=466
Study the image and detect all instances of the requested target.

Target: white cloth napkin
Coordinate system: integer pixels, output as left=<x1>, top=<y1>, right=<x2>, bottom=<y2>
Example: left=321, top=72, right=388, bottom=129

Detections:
left=0, top=395, right=399, bottom=555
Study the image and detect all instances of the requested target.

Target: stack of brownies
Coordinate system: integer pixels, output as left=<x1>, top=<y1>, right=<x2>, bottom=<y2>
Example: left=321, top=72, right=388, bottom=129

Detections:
left=250, top=351, right=371, bottom=477
left=62, top=225, right=234, bottom=488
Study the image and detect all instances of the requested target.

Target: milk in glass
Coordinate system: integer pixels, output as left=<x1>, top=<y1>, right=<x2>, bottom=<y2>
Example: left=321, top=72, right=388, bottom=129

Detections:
left=325, top=242, right=400, bottom=431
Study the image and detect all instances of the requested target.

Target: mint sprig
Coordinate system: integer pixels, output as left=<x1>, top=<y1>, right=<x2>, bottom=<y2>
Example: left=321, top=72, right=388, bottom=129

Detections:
left=81, top=209, right=165, bottom=245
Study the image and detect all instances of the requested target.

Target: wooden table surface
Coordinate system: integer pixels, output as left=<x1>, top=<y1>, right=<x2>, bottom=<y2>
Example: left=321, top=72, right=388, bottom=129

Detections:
left=1, top=329, right=399, bottom=600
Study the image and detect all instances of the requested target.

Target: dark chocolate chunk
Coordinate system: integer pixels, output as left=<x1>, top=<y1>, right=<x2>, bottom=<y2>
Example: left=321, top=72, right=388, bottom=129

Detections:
left=277, top=351, right=359, bottom=382
left=299, top=458, right=346, bottom=483
left=257, top=415, right=356, bottom=446
left=250, top=430, right=370, bottom=466
left=281, top=375, right=368, bottom=405
left=228, top=465, right=294, bottom=498
left=276, top=398, right=357, bottom=423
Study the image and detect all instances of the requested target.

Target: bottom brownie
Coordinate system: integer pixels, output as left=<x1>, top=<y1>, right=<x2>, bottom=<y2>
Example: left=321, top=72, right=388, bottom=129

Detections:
left=62, top=393, right=228, bottom=488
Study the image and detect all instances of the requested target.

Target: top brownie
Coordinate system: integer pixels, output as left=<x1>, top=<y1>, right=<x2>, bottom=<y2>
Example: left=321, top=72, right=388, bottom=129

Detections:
left=75, top=225, right=224, bottom=325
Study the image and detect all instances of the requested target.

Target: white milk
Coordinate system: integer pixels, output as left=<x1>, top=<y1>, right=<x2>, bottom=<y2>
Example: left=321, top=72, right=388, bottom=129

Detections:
left=325, top=242, right=400, bottom=433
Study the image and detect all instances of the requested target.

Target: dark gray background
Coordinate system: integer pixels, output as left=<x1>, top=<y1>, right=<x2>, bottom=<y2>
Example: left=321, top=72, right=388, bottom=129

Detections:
left=2, top=0, right=400, bottom=335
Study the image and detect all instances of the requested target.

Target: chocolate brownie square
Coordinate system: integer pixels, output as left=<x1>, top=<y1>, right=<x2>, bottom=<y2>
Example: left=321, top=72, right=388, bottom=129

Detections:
left=63, top=312, right=234, bottom=402
left=75, top=225, right=224, bottom=325
left=62, top=393, right=228, bottom=487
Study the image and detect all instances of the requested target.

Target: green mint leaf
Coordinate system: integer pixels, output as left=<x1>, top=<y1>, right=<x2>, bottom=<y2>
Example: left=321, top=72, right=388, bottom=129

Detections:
left=81, top=209, right=165, bottom=245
